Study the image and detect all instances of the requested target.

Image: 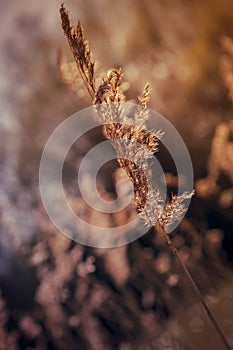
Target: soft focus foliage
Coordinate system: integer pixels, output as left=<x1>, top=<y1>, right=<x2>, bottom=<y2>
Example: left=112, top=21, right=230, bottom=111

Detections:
left=0, top=1, right=233, bottom=349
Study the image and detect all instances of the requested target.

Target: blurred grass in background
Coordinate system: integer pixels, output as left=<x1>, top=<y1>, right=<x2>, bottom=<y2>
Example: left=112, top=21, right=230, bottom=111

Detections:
left=0, top=0, right=233, bottom=349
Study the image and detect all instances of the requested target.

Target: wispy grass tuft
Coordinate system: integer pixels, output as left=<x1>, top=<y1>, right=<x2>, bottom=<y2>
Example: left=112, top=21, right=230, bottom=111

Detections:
left=59, top=5, right=231, bottom=349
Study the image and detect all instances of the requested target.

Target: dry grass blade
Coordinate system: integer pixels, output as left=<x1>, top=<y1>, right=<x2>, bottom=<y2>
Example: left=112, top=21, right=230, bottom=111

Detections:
left=60, top=4, right=96, bottom=99
left=136, top=82, right=151, bottom=127
left=158, top=191, right=195, bottom=231
left=94, top=69, right=124, bottom=104
left=59, top=8, right=231, bottom=349
left=138, top=82, right=150, bottom=108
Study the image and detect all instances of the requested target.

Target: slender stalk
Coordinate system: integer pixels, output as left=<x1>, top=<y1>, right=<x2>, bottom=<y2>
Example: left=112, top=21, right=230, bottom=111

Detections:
left=59, top=7, right=231, bottom=348
left=154, top=223, right=232, bottom=350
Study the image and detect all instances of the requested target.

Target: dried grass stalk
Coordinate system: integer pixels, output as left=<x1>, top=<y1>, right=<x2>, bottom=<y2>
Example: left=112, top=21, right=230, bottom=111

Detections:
left=60, top=4, right=96, bottom=99
left=59, top=7, right=231, bottom=349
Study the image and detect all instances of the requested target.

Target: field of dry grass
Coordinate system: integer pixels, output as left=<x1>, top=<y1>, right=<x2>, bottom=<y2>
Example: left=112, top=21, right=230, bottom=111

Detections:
left=0, top=1, right=233, bottom=349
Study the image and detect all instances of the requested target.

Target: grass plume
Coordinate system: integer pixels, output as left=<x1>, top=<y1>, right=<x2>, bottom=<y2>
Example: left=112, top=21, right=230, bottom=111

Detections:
left=59, top=5, right=231, bottom=349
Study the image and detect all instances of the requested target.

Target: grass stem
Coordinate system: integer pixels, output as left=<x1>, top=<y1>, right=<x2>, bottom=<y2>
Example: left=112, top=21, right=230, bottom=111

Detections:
left=155, top=223, right=231, bottom=350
